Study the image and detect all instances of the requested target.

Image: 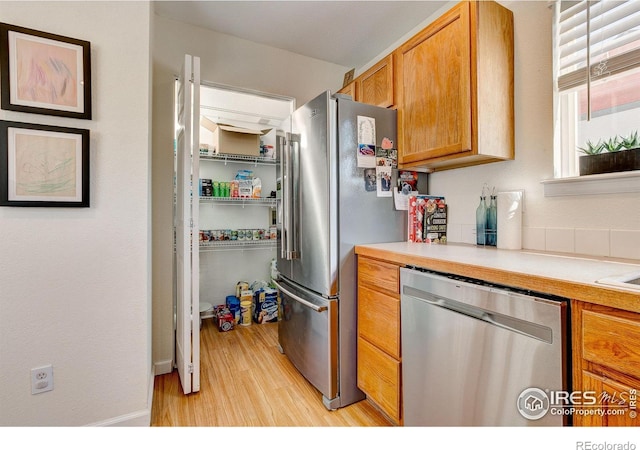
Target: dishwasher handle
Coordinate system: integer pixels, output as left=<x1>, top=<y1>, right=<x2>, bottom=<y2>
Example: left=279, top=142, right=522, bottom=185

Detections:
left=402, top=285, right=553, bottom=344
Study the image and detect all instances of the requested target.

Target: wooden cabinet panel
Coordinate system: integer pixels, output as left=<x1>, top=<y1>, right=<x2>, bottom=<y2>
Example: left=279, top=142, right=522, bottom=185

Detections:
left=395, top=1, right=514, bottom=171
left=356, top=256, right=402, bottom=424
left=337, top=81, right=357, bottom=101
left=358, top=285, right=400, bottom=359
left=582, top=310, right=640, bottom=380
left=579, top=371, right=639, bottom=427
left=357, top=337, right=401, bottom=423
left=358, top=257, right=399, bottom=294
left=573, top=300, right=640, bottom=427
left=396, top=3, right=471, bottom=164
left=357, top=54, right=394, bottom=108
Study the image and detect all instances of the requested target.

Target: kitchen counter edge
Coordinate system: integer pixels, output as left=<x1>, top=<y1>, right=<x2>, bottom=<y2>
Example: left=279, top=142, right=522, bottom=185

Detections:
left=354, top=242, right=640, bottom=314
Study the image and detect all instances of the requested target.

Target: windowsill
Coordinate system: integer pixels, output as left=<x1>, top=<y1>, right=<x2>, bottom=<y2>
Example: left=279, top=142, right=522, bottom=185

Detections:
left=541, top=170, right=640, bottom=197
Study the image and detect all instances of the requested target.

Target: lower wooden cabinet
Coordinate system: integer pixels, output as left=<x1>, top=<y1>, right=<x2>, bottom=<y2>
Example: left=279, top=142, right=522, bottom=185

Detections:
left=356, top=256, right=402, bottom=424
left=572, top=300, right=640, bottom=426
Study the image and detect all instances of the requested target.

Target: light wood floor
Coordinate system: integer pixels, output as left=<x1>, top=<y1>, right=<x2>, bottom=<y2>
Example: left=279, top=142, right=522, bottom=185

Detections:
left=151, top=319, right=392, bottom=426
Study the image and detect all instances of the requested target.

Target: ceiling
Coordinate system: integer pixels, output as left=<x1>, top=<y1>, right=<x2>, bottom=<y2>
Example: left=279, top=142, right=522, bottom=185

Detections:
left=153, top=1, right=448, bottom=69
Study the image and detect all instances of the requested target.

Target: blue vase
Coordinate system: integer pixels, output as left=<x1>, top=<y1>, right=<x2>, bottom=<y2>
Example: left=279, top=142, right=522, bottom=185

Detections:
left=476, top=196, right=486, bottom=246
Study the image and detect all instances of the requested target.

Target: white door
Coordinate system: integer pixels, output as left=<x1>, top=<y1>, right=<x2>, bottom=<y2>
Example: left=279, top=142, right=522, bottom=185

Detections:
left=175, top=54, right=201, bottom=394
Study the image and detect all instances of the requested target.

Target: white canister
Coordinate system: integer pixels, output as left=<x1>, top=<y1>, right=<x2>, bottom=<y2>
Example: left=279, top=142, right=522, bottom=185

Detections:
left=496, top=191, right=523, bottom=250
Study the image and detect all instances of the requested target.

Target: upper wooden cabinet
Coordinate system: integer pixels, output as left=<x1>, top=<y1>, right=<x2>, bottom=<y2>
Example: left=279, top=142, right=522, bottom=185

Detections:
left=395, top=1, right=514, bottom=171
left=357, top=54, right=395, bottom=108
left=337, top=80, right=357, bottom=101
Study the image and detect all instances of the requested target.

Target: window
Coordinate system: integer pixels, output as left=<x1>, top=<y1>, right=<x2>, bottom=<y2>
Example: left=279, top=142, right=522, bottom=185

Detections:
left=553, top=0, right=640, bottom=179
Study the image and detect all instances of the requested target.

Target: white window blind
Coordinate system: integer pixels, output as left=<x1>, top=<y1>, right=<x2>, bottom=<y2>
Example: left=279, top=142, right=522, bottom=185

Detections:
left=557, top=0, right=640, bottom=92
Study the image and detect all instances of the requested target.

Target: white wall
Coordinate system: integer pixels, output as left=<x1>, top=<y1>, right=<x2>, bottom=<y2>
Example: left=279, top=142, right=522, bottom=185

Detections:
left=151, top=14, right=348, bottom=372
left=0, top=1, right=152, bottom=426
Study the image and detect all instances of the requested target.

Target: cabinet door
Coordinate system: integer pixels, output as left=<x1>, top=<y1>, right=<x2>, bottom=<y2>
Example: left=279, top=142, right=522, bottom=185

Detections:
left=357, top=54, right=394, bottom=108
left=396, top=2, right=472, bottom=165
left=580, top=371, right=639, bottom=426
left=357, top=337, right=401, bottom=423
left=338, top=81, right=357, bottom=101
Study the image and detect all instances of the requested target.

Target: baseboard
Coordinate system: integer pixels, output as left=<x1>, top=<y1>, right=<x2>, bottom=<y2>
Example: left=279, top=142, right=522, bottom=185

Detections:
left=154, top=359, right=173, bottom=375
left=84, top=367, right=154, bottom=427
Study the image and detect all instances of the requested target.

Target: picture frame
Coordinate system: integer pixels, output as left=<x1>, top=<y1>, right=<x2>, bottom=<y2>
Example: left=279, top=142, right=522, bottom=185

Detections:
left=342, top=68, right=355, bottom=88
left=0, top=22, right=91, bottom=119
left=0, top=120, right=90, bottom=207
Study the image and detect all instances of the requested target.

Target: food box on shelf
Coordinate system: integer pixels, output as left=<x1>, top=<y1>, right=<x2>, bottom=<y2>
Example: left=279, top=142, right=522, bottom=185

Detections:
left=200, top=116, right=270, bottom=157
left=199, top=178, right=212, bottom=197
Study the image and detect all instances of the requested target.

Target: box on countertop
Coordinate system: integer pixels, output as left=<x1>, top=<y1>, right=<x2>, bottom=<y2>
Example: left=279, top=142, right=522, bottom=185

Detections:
left=200, top=116, right=271, bottom=157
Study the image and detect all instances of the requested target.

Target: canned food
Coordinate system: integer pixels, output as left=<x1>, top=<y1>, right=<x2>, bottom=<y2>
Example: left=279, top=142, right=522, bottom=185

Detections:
left=238, top=229, right=246, bottom=241
left=240, top=300, right=252, bottom=326
left=231, top=230, right=238, bottom=241
left=269, top=226, right=277, bottom=240
left=253, top=229, right=260, bottom=240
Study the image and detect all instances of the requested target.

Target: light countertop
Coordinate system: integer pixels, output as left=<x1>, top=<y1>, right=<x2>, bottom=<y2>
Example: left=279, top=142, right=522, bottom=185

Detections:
left=354, top=242, right=640, bottom=313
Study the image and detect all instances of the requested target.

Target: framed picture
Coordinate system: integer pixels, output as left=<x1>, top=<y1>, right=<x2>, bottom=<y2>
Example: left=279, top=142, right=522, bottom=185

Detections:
left=343, top=68, right=355, bottom=88
left=0, top=120, right=90, bottom=207
left=0, top=22, right=91, bottom=119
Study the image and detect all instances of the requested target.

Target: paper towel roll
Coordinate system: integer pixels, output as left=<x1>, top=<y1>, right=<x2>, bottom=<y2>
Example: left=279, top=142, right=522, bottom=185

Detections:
left=497, top=191, right=523, bottom=250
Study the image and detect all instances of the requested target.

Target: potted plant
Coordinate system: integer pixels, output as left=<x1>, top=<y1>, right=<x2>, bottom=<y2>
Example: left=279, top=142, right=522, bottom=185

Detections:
left=578, top=131, right=640, bottom=176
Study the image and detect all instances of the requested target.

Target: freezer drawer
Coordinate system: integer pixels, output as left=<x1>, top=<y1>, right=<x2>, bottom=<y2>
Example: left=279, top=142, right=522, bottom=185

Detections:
left=275, top=278, right=338, bottom=404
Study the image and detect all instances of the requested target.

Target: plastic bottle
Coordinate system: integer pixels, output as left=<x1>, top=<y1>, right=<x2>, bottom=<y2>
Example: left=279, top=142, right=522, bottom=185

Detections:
left=486, top=194, right=497, bottom=246
left=476, top=195, right=487, bottom=246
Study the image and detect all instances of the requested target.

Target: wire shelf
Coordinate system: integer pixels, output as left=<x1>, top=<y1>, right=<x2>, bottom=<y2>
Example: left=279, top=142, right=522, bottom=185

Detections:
left=200, top=153, right=278, bottom=166
left=199, top=196, right=276, bottom=207
left=200, top=239, right=277, bottom=252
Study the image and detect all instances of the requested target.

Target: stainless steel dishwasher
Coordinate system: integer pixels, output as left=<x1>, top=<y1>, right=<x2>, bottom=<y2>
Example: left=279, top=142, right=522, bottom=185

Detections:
left=401, top=267, right=570, bottom=426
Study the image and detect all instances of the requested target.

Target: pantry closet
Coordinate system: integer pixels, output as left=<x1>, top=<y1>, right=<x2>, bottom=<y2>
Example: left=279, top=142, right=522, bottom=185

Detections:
left=174, top=54, right=295, bottom=394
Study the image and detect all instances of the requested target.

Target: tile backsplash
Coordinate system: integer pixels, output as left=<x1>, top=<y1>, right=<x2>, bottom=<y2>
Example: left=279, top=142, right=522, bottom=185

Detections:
left=451, top=223, right=640, bottom=260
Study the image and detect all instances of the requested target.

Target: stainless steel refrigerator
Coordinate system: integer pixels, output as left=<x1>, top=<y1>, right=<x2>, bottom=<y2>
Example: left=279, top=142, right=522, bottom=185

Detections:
left=273, top=90, right=406, bottom=410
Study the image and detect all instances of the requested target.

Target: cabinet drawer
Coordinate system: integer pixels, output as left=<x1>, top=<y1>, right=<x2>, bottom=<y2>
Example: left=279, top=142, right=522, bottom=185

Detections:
left=582, top=310, right=640, bottom=380
left=357, top=337, right=401, bottom=423
left=358, top=257, right=399, bottom=294
left=358, top=285, right=400, bottom=358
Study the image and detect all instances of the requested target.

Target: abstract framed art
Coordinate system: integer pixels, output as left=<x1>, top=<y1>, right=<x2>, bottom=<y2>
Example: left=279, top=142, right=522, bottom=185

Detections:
left=0, top=120, right=90, bottom=207
left=0, top=22, right=92, bottom=119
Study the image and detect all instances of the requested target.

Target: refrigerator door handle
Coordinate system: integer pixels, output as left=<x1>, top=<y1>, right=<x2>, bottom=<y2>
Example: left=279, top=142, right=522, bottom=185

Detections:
left=289, top=134, right=300, bottom=259
left=273, top=280, right=327, bottom=312
left=279, top=134, right=288, bottom=260
left=282, top=133, right=300, bottom=260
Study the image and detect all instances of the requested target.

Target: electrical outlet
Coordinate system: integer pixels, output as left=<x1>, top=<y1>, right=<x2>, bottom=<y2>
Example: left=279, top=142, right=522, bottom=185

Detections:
left=31, top=365, right=53, bottom=394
